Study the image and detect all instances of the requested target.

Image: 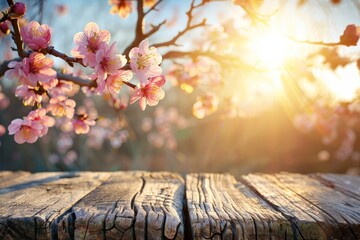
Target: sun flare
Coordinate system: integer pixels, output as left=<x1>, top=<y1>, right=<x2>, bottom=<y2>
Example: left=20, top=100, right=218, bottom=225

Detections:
left=248, top=29, right=289, bottom=69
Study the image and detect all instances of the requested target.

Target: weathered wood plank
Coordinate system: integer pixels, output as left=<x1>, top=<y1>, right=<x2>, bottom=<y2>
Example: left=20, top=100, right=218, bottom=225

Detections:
left=186, top=173, right=292, bottom=240
left=59, top=171, right=185, bottom=240
left=243, top=173, right=360, bottom=239
left=1, top=171, right=360, bottom=239
left=276, top=173, right=360, bottom=239
left=0, top=171, right=31, bottom=188
left=313, top=173, right=360, bottom=201
left=0, top=172, right=109, bottom=240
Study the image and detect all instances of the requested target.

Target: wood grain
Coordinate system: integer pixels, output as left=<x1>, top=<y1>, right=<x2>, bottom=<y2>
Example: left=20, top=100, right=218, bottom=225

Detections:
left=0, top=172, right=109, bottom=239
left=186, top=173, right=292, bottom=240
left=243, top=173, right=360, bottom=239
left=313, top=173, right=360, bottom=201
left=1, top=171, right=360, bottom=239
left=0, top=171, right=30, bottom=188
left=59, top=171, right=185, bottom=240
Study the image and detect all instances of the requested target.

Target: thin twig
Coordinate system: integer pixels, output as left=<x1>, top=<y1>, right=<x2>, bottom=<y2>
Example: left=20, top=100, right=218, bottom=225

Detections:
left=123, top=0, right=145, bottom=57
left=56, top=72, right=96, bottom=88
left=7, top=0, right=26, bottom=58
left=0, top=15, right=8, bottom=22
left=122, top=81, right=136, bottom=89
left=152, top=0, right=208, bottom=48
left=57, top=73, right=136, bottom=90
left=143, top=19, right=166, bottom=38
left=287, top=36, right=340, bottom=47
left=153, top=19, right=207, bottom=48
left=43, top=46, right=84, bottom=67
left=144, top=0, right=164, bottom=16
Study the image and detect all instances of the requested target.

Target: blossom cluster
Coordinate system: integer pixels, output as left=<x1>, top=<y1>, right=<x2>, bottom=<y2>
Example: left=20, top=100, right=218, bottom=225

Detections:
left=141, top=107, right=187, bottom=149
left=109, top=0, right=156, bottom=18
left=4, top=17, right=165, bottom=144
left=293, top=101, right=360, bottom=161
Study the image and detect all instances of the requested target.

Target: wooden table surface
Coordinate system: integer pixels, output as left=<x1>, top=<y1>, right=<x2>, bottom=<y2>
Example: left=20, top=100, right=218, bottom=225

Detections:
left=0, top=171, right=359, bottom=239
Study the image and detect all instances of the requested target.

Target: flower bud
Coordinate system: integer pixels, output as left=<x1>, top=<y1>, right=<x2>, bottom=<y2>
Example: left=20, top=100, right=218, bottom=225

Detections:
left=9, top=2, right=26, bottom=19
left=0, top=22, right=10, bottom=35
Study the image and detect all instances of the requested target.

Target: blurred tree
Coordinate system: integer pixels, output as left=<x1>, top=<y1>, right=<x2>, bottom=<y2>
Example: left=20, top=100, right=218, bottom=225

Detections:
left=0, top=0, right=359, bottom=174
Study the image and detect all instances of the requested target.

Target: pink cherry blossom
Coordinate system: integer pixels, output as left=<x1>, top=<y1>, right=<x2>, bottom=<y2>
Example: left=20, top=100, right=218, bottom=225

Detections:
left=72, top=114, right=96, bottom=134
left=49, top=80, right=74, bottom=96
left=94, top=42, right=127, bottom=93
left=129, top=39, right=162, bottom=83
left=192, top=93, right=219, bottom=119
left=27, top=108, right=55, bottom=136
left=5, top=52, right=56, bottom=87
left=106, top=70, right=133, bottom=95
left=20, top=21, right=51, bottom=51
left=41, top=78, right=58, bottom=90
left=71, top=22, right=111, bottom=67
left=130, top=75, right=166, bottom=110
left=7, top=108, right=53, bottom=144
left=15, top=85, right=42, bottom=106
left=47, top=95, right=76, bottom=118
left=8, top=118, right=42, bottom=144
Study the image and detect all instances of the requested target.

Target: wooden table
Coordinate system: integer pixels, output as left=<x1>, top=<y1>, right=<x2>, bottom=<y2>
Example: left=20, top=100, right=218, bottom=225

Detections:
left=0, top=171, right=359, bottom=239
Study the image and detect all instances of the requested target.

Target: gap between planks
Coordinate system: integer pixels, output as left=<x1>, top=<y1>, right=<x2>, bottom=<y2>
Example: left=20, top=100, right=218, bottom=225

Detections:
left=0, top=171, right=360, bottom=239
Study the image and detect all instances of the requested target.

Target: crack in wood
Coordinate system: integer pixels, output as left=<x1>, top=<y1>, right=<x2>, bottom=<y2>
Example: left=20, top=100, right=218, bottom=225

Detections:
left=1, top=172, right=360, bottom=239
left=241, top=175, right=331, bottom=239
left=276, top=173, right=360, bottom=239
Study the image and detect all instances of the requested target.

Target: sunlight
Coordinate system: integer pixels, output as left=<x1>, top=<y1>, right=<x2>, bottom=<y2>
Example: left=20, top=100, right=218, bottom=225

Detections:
left=313, top=63, right=360, bottom=102
left=249, top=29, right=289, bottom=69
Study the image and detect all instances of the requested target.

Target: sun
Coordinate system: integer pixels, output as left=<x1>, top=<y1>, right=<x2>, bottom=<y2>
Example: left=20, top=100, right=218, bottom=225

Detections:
left=248, top=29, right=289, bottom=69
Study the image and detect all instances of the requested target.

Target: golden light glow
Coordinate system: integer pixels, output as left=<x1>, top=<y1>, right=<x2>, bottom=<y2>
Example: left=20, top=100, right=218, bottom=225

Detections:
left=313, top=64, right=360, bottom=102
left=248, top=29, right=289, bottom=69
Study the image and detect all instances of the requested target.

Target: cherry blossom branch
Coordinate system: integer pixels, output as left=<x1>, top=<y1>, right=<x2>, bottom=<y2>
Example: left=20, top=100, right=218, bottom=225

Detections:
left=42, top=46, right=84, bottom=67
left=0, top=14, right=8, bottom=22
left=153, top=19, right=207, bottom=48
left=0, top=60, right=95, bottom=87
left=123, top=0, right=145, bottom=56
left=152, top=0, right=208, bottom=48
left=56, top=72, right=95, bottom=87
left=7, top=0, right=26, bottom=58
left=123, top=81, right=136, bottom=89
left=57, top=72, right=136, bottom=90
left=143, top=20, right=167, bottom=38
left=144, top=0, right=164, bottom=16
left=287, top=36, right=339, bottom=47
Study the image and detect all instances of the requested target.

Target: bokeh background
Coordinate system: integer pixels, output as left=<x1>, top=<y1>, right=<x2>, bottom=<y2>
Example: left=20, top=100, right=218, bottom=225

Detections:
left=1, top=0, right=360, bottom=175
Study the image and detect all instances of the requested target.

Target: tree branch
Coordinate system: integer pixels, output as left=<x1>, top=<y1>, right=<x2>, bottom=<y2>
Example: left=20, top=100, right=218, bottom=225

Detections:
left=144, top=0, right=164, bottom=16
left=57, top=73, right=136, bottom=90
left=287, top=36, right=340, bottom=47
left=7, top=0, right=26, bottom=58
left=153, top=19, right=207, bottom=48
left=43, top=46, right=84, bottom=67
left=123, top=0, right=145, bottom=57
left=152, top=0, right=208, bottom=48
left=56, top=72, right=96, bottom=88
left=143, top=19, right=166, bottom=38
